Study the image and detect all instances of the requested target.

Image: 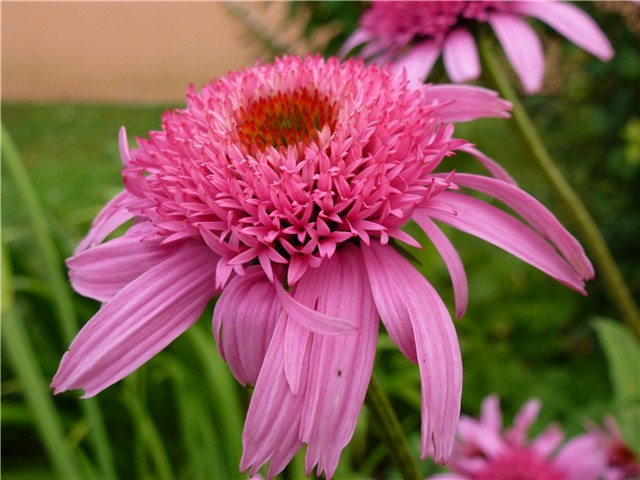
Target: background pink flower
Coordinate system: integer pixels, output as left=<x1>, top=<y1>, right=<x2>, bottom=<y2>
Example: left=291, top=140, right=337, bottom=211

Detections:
left=52, top=55, right=592, bottom=478
left=430, top=395, right=609, bottom=480
left=343, top=0, right=614, bottom=93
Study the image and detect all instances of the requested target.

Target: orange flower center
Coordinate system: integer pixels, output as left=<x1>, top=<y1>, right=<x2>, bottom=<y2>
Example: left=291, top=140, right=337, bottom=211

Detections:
left=236, top=88, right=336, bottom=151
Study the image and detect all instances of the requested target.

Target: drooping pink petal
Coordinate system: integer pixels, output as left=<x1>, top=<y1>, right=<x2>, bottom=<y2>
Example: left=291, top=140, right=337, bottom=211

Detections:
left=67, top=222, right=172, bottom=303
left=422, top=85, right=512, bottom=122
left=554, top=433, right=608, bottom=480
left=391, top=40, right=442, bottom=86
left=423, top=192, right=588, bottom=293
left=274, top=281, right=357, bottom=336
left=488, top=13, right=545, bottom=94
left=75, top=190, right=137, bottom=254
left=362, top=241, right=462, bottom=464
left=339, top=28, right=374, bottom=58
left=51, top=241, right=219, bottom=397
left=212, top=266, right=280, bottom=386
left=299, top=244, right=379, bottom=478
left=443, top=27, right=481, bottom=83
left=412, top=210, right=469, bottom=319
left=448, top=173, right=594, bottom=280
left=511, top=1, right=614, bottom=61
left=240, top=315, right=306, bottom=480
left=459, top=146, right=518, bottom=185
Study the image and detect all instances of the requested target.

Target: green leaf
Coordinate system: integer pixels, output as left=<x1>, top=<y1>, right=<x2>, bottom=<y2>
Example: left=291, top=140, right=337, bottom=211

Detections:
left=593, top=317, right=640, bottom=450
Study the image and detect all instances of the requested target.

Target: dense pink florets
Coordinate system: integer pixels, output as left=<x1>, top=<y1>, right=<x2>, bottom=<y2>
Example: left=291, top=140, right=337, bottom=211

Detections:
left=123, top=55, right=464, bottom=285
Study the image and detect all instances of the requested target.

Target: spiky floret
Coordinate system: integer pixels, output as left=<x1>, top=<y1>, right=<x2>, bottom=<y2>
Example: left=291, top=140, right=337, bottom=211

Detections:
left=123, top=55, right=464, bottom=285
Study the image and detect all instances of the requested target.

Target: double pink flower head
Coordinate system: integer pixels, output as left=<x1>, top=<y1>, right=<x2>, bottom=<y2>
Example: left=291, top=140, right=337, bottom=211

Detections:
left=52, top=55, right=593, bottom=478
left=342, top=0, right=614, bottom=93
left=431, top=396, right=640, bottom=480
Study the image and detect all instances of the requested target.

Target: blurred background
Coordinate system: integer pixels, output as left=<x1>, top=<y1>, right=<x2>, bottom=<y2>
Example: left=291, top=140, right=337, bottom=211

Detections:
left=2, top=2, right=639, bottom=479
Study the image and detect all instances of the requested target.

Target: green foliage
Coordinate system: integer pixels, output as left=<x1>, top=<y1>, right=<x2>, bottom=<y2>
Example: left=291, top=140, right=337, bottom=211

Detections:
left=594, top=318, right=640, bottom=452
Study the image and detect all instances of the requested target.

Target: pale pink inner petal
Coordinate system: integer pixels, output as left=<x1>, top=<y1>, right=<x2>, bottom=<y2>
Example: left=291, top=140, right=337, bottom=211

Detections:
left=479, top=394, right=503, bottom=432
left=275, top=281, right=357, bottom=336
left=212, top=266, right=280, bottom=386
left=52, top=241, right=220, bottom=397
left=511, top=1, right=614, bottom=61
left=488, top=12, right=545, bottom=94
left=443, top=27, right=481, bottom=83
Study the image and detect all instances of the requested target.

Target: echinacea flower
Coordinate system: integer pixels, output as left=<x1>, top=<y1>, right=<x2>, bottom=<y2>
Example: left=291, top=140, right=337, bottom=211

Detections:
left=430, top=395, right=608, bottom=480
left=342, top=0, right=614, bottom=93
left=591, top=415, right=640, bottom=480
left=52, top=54, right=593, bottom=479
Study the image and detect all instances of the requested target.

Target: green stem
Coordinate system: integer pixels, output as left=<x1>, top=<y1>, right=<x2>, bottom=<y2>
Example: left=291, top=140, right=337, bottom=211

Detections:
left=365, top=375, right=421, bottom=480
left=477, top=36, right=640, bottom=340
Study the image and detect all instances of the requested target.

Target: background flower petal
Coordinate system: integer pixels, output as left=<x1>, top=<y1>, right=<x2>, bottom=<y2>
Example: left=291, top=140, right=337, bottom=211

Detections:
left=489, top=13, right=544, bottom=94
left=511, top=1, right=614, bottom=61
left=443, top=27, right=481, bottom=83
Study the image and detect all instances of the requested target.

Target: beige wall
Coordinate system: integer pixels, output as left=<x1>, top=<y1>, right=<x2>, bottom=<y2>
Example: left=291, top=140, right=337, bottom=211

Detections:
left=2, top=1, right=305, bottom=103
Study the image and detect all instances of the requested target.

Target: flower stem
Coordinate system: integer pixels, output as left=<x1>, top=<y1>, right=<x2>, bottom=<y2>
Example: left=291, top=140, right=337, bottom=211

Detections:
left=477, top=36, right=640, bottom=340
left=365, top=375, right=422, bottom=480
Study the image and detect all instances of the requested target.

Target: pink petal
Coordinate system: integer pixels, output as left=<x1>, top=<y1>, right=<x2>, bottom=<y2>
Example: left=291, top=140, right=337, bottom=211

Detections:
left=51, top=241, right=220, bottom=397
left=240, top=315, right=306, bottom=480
left=274, top=281, right=357, bottom=335
left=391, top=40, right=441, bottom=86
left=339, top=28, right=374, bottom=57
left=507, top=398, right=541, bottom=446
left=423, top=192, right=588, bottom=293
left=479, top=394, right=503, bottom=432
left=554, top=433, right=608, bottom=480
left=118, top=126, right=132, bottom=166
left=412, top=210, right=469, bottom=319
left=531, top=424, right=565, bottom=459
left=422, top=85, right=512, bottom=122
left=449, top=173, right=594, bottom=281
left=456, top=416, right=504, bottom=458
left=459, top=146, right=518, bottom=185
left=443, top=28, right=481, bottom=83
left=511, top=2, right=614, bottom=61
left=212, top=266, right=280, bottom=386
left=67, top=222, right=171, bottom=303
left=362, top=242, right=462, bottom=464
left=489, top=13, right=545, bottom=94
left=75, top=190, right=137, bottom=254
left=299, top=244, right=378, bottom=478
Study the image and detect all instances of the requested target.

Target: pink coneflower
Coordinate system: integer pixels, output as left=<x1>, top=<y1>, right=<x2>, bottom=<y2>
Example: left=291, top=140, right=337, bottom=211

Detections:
left=591, top=416, right=640, bottom=480
left=430, top=395, right=608, bottom=480
left=52, top=55, right=593, bottom=479
left=342, top=1, right=614, bottom=93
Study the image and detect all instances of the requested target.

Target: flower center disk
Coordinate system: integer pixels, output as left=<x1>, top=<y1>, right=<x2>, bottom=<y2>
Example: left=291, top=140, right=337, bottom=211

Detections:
left=236, top=88, right=336, bottom=151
